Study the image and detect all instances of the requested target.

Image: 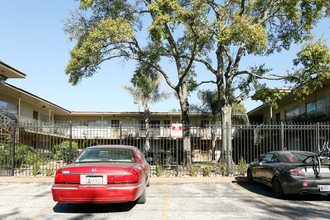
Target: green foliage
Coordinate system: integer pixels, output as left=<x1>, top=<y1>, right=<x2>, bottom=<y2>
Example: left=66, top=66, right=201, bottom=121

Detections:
left=219, top=164, right=228, bottom=176
left=46, top=169, right=54, bottom=177
left=155, top=163, right=164, bottom=177
left=64, top=1, right=328, bottom=168
left=287, top=39, right=330, bottom=101
left=253, top=87, right=290, bottom=109
left=15, top=145, right=35, bottom=166
left=237, top=157, right=248, bottom=176
left=202, top=166, right=211, bottom=177
left=0, top=144, right=11, bottom=167
left=188, top=166, right=198, bottom=177
left=53, top=141, right=78, bottom=164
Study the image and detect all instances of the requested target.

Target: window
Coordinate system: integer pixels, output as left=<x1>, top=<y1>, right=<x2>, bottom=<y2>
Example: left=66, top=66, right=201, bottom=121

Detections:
left=111, top=120, right=120, bottom=127
left=33, top=111, right=38, bottom=120
left=40, top=114, right=49, bottom=123
left=275, top=113, right=281, bottom=122
left=163, top=120, right=171, bottom=127
left=285, top=107, right=299, bottom=120
left=0, top=101, right=17, bottom=115
left=201, top=120, right=209, bottom=127
left=306, top=97, right=326, bottom=113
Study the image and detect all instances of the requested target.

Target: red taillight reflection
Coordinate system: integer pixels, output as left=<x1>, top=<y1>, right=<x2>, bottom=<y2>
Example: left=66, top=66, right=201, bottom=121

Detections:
left=303, top=182, right=308, bottom=187
left=289, top=168, right=304, bottom=176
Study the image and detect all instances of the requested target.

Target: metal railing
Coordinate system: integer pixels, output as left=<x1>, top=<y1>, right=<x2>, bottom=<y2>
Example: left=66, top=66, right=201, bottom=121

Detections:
left=2, top=120, right=330, bottom=177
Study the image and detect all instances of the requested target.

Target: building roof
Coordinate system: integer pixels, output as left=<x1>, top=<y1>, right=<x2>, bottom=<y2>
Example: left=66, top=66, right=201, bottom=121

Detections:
left=0, top=60, right=26, bottom=79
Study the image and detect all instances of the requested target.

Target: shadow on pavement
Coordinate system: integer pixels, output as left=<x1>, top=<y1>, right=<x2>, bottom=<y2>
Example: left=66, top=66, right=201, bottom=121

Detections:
left=53, top=202, right=136, bottom=213
left=234, top=176, right=330, bottom=201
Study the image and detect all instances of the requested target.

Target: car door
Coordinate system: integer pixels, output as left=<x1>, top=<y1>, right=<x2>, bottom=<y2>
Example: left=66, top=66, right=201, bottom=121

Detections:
left=262, top=154, right=280, bottom=183
left=257, top=153, right=275, bottom=182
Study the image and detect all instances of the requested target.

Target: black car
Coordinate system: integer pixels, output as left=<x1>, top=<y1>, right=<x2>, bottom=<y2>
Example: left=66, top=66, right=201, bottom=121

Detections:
left=247, top=150, right=330, bottom=198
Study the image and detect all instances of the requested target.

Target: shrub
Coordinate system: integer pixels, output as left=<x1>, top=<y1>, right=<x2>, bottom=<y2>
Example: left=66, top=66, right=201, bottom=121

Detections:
left=53, top=141, right=78, bottom=164
left=188, top=166, right=198, bottom=177
left=202, top=166, right=211, bottom=177
left=15, top=145, right=35, bottom=166
left=237, top=157, right=247, bottom=176
left=155, top=163, right=164, bottom=177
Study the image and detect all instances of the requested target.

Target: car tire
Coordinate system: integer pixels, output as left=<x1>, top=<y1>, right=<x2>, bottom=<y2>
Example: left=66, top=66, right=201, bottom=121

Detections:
left=136, top=190, right=146, bottom=204
left=272, top=177, right=285, bottom=199
left=247, top=169, right=254, bottom=184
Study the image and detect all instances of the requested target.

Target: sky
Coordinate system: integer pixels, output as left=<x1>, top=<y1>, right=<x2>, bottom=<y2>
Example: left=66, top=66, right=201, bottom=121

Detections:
left=0, top=1, right=329, bottom=113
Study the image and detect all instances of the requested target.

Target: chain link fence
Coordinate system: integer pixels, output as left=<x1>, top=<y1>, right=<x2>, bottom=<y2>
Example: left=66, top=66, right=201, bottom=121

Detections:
left=1, top=120, right=330, bottom=177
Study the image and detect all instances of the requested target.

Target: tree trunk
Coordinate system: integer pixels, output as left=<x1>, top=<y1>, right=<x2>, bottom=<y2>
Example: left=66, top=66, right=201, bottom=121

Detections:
left=221, top=104, right=234, bottom=174
left=178, top=85, right=192, bottom=168
left=143, top=98, right=151, bottom=153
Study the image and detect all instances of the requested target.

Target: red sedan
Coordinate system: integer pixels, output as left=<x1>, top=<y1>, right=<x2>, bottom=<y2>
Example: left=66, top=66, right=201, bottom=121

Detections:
left=52, top=145, right=150, bottom=204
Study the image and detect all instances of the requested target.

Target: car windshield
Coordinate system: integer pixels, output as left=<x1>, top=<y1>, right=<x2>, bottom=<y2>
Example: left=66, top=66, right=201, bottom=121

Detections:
left=74, top=148, right=136, bottom=163
left=280, top=151, right=315, bottom=163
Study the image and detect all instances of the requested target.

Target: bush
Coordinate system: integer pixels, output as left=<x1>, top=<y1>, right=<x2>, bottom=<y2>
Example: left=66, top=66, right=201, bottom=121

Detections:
left=0, top=145, right=11, bottom=167
left=188, top=166, right=198, bottom=177
left=202, top=166, right=211, bottom=177
left=237, top=157, right=247, bottom=176
left=155, top=163, right=164, bottom=177
left=52, top=141, right=78, bottom=164
left=15, top=145, right=35, bottom=166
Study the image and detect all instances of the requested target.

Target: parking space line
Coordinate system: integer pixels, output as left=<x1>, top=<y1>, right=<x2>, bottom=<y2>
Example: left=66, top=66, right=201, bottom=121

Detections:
left=162, top=184, right=168, bottom=220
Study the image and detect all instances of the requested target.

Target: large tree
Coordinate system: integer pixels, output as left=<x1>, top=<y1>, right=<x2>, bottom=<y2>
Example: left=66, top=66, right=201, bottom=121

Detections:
left=64, top=0, right=329, bottom=168
left=188, top=0, right=329, bottom=168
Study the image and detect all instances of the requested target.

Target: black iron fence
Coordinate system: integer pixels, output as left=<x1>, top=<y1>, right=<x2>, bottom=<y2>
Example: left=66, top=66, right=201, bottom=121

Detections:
left=1, top=120, right=330, bottom=177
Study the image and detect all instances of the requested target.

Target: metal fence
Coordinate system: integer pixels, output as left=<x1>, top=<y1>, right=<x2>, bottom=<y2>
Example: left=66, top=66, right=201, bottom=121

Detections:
left=1, top=120, right=330, bottom=177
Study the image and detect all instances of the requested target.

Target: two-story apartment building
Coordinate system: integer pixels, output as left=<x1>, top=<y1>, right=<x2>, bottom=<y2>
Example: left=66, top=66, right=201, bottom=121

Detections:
left=248, top=79, right=330, bottom=124
left=1, top=61, right=218, bottom=162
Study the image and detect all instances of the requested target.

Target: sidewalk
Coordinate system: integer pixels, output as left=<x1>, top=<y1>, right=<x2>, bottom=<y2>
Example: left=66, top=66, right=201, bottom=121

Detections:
left=0, top=176, right=241, bottom=184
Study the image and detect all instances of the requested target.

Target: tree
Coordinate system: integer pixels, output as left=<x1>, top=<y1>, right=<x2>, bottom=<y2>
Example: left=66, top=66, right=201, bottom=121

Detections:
left=191, top=89, right=249, bottom=161
left=287, top=39, right=330, bottom=100
left=188, top=0, right=329, bottom=169
left=64, top=0, right=205, bottom=167
left=64, top=0, right=328, bottom=169
left=253, top=39, right=330, bottom=116
left=123, top=64, right=171, bottom=152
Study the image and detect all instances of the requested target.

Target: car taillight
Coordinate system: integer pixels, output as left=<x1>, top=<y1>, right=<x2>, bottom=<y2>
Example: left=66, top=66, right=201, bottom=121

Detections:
left=54, top=170, right=65, bottom=183
left=122, top=169, right=139, bottom=183
left=289, top=168, right=304, bottom=176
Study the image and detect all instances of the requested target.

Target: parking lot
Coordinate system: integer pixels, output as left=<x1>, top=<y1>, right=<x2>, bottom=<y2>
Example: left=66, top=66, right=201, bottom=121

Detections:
left=0, top=177, right=330, bottom=220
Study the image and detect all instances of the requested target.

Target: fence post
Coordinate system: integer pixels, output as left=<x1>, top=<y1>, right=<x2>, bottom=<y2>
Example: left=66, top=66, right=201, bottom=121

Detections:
left=120, top=121, right=123, bottom=145
left=281, top=122, right=285, bottom=151
left=316, top=122, right=320, bottom=152
left=69, top=122, right=73, bottom=162
left=11, top=123, right=17, bottom=176
left=226, top=122, right=230, bottom=176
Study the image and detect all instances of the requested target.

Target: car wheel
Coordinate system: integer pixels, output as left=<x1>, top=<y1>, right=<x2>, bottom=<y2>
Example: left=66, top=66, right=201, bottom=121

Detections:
left=272, top=177, right=284, bottom=199
left=136, top=190, right=146, bottom=204
left=247, top=169, right=254, bottom=184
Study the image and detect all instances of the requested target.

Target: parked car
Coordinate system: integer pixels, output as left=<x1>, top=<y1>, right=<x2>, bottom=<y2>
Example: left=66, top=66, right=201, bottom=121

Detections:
left=52, top=145, right=150, bottom=204
left=247, top=150, right=330, bottom=198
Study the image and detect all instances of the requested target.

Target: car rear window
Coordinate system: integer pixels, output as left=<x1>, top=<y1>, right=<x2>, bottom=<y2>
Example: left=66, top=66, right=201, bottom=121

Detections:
left=75, top=148, right=136, bottom=163
left=280, top=151, right=315, bottom=163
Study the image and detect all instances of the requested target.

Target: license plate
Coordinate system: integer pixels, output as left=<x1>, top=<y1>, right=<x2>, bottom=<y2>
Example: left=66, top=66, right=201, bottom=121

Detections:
left=319, top=185, right=330, bottom=192
left=81, top=175, right=106, bottom=185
